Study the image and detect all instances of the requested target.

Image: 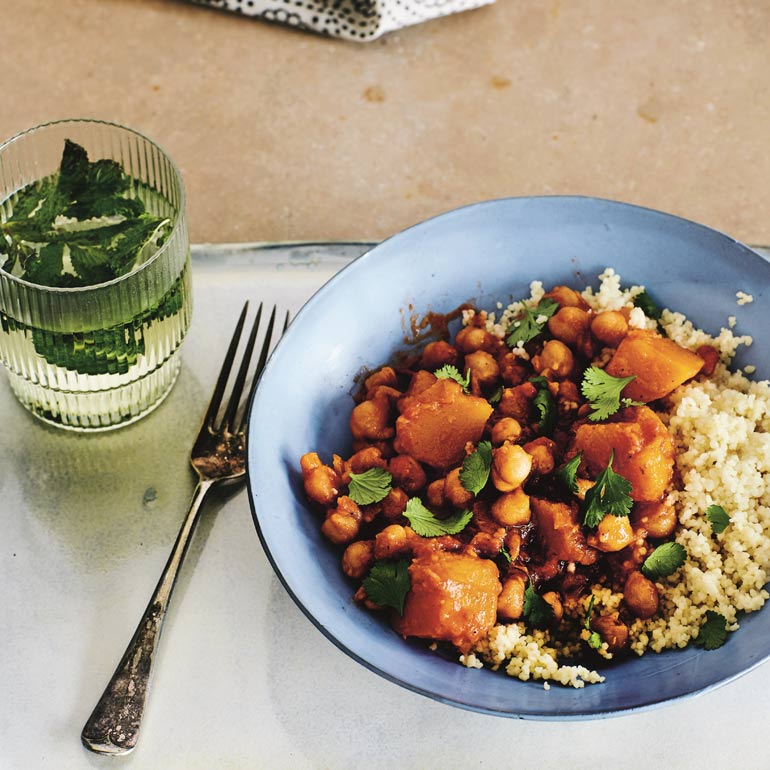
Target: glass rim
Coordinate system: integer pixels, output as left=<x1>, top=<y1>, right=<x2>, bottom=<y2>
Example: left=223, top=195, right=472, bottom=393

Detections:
left=0, top=117, right=187, bottom=295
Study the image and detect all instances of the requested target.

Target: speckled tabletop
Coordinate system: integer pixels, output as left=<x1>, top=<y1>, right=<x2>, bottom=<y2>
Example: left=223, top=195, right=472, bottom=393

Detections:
left=3, top=1, right=770, bottom=767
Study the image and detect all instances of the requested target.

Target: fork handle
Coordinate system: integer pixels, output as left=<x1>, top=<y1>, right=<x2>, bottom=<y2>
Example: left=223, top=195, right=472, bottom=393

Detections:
left=81, top=478, right=215, bottom=755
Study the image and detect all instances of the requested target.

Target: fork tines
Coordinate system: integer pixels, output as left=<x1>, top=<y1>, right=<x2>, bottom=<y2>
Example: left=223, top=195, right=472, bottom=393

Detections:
left=204, top=302, right=288, bottom=434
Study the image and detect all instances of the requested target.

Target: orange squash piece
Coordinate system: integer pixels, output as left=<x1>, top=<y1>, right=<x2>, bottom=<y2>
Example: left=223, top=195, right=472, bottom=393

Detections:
left=569, top=405, right=675, bottom=502
left=394, top=378, right=493, bottom=468
left=393, top=550, right=501, bottom=653
left=530, top=497, right=598, bottom=565
left=605, top=329, right=703, bottom=402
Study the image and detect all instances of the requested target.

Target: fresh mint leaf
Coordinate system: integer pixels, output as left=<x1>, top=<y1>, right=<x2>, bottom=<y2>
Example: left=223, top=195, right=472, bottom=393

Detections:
left=459, top=440, right=492, bottom=495
left=403, top=497, right=473, bottom=537
left=523, top=581, right=554, bottom=628
left=434, top=364, right=470, bottom=391
left=641, top=541, right=687, bottom=580
left=706, top=504, right=730, bottom=534
left=348, top=467, right=393, bottom=506
left=694, top=610, right=728, bottom=650
left=582, top=452, right=633, bottom=528
left=581, top=366, right=641, bottom=421
left=557, top=453, right=582, bottom=495
left=362, top=559, right=411, bottom=615
left=506, top=297, right=559, bottom=348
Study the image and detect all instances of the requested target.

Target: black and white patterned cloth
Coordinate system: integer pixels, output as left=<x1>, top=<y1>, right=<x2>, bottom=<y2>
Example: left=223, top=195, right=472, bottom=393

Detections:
left=192, top=0, right=493, bottom=40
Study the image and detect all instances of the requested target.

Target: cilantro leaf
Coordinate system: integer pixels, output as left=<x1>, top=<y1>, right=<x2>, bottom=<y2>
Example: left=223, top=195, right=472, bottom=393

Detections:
left=505, top=298, right=559, bottom=347
left=582, top=452, right=633, bottom=528
left=459, top=440, right=492, bottom=495
left=633, top=290, right=662, bottom=322
left=362, top=559, right=411, bottom=615
left=434, top=364, right=470, bottom=391
left=530, top=376, right=557, bottom=436
left=557, top=453, right=582, bottom=495
left=694, top=610, right=729, bottom=650
left=584, top=595, right=603, bottom=649
left=581, top=366, right=641, bottom=421
left=403, top=497, right=473, bottom=537
left=499, top=544, right=512, bottom=564
left=641, top=541, right=687, bottom=580
left=347, top=467, right=393, bottom=506
left=523, top=581, right=554, bottom=628
left=488, top=385, right=503, bottom=406
left=706, top=504, right=730, bottom=534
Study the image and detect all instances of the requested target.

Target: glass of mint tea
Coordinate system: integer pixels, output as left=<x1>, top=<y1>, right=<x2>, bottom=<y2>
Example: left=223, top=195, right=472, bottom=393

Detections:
left=0, top=119, right=192, bottom=430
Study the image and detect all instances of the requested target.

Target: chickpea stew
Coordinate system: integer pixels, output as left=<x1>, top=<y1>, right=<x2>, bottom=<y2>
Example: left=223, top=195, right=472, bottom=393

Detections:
left=300, top=269, right=769, bottom=688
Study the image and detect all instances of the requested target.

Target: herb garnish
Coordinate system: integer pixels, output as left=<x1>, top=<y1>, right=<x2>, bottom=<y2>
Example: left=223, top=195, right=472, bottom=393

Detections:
left=557, top=453, right=582, bottom=495
left=523, top=581, right=554, bottom=628
left=0, top=139, right=170, bottom=287
left=505, top=297, right=559, bottom=348
left=459, top=440, right=492, bottom=496
left=694, top=610, right=729, bottom=650
left=348, top=467, right=393, bottom=506
left=530, top=376, right=557, bottom=436
left=582, top=452, right=633, bottom=529
left=641, top=541, right=687, bottom=580
left=403, top=497, right=473, bottom=537
left=362, top=559, right=411, bottom=615
left=584, top=595, right=603, bottom=650
left=434, top=364, right=470, bottom=391
left=581, top=366, right=643, bottom=421
left=706, top=504, right=731, bottom=534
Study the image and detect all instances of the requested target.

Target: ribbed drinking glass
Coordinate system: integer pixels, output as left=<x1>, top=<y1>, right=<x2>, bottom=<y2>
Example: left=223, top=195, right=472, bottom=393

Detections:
left=0, top=119, right=192, bottom=430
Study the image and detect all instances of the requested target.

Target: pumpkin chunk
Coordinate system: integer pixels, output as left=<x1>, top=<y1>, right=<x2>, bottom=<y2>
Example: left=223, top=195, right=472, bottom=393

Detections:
left=394, top=378, right=493, bottom=468
left=569, top=405, right=675, bottom=502
left=531, top=497, right=598, bottom=565
left=605, top=329, right=703, bottom=402
left=394, top=550, right=501, bottom=653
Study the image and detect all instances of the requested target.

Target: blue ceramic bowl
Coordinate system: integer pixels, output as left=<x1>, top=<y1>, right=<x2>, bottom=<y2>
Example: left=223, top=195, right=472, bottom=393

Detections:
left=246, top=196, right=770, bottom=719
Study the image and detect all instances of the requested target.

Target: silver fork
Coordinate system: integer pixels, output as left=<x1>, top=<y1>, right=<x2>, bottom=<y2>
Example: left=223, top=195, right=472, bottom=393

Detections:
left=81, top=301, right=287, bottom=756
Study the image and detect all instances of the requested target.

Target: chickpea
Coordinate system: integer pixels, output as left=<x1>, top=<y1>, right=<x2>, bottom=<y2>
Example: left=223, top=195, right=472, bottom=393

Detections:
left=464, top=350, right=500, bottom=389
left=469, top=530, right=504, bottom=558
left=381, top=487, right=409, bottom=520
left=548, top=306, right=591, bottom=347
left=300, top=452, right=341, bottom=506
left=498, top=382, right=537, bottom=421
left=532, top=339, right=574, bottom=380
left=497, top=573, right=527, bottom=620
left=420, top=340, right=459, bottom=371
left=491, top=417, right=522, bottom=446
left=497, top=351, right=531, bottom=386
left=523, top=437, right=556, bottom=476
left=444, top=467, right=475, bottom=508
left=321, top=496, right=362, bottom=544
left=542, top=591, right=564, bottom=624
left=364, top=366, right=397, bottom=396
left=341, top=540, right=375, bottom=579
left=587, top=514, right=634, bottom=553
left=624, top=571, right=660, bottom=619
left=544, top=285, right=590, bottom=309
left=374, top=524, right=413, bottom=559
left=349, top=395, right=394, bottom=441
left=591, top=613, right=629, bottom=653
left=591, top=310, right=628, bottom=348
left=426, top=478, right=446, bottom=509
left=388, top=454, right=427, bottom=495
left=454, top=326, right=495, bottom=354
left=491, top=443, right=533, bottom=492
left=347, top=446, right=388, bottom=477
left=633, top=499, right=677, bottom=539
left=491, top=488, right=531, bottom=526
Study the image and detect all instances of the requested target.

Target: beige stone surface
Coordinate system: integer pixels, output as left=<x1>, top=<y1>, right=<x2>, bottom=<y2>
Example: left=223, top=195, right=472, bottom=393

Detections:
left=3, top=0, right=769, bottom=245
